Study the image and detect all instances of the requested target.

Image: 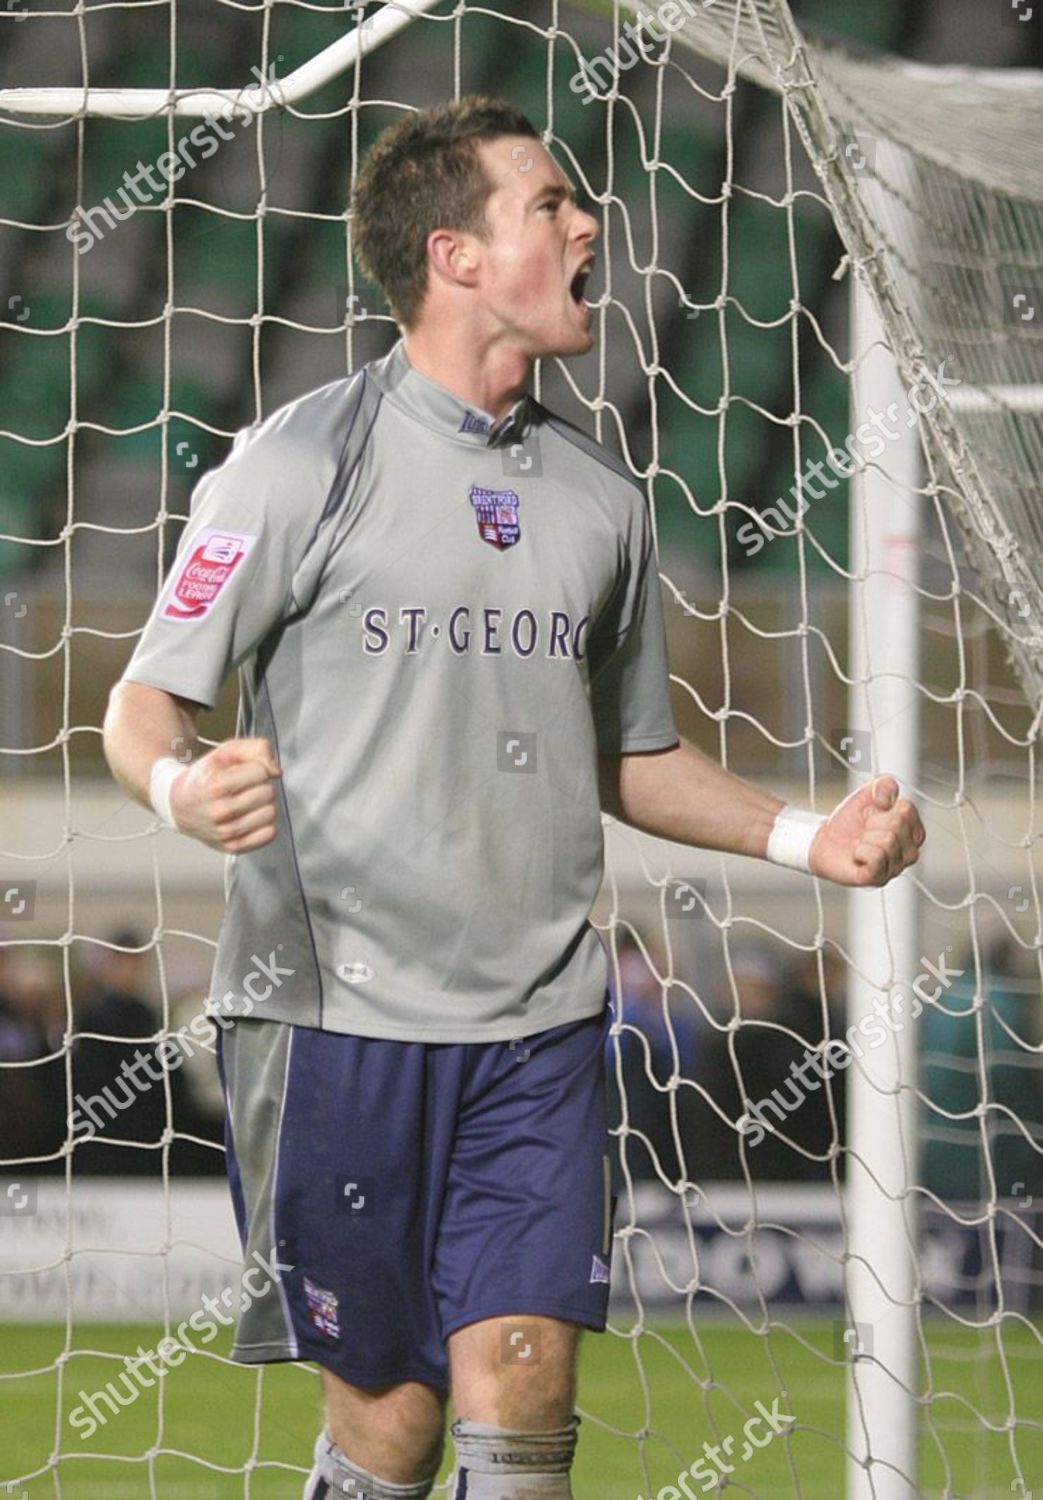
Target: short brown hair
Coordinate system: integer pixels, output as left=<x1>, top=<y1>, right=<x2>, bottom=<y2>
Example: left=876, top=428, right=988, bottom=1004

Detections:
left=350, top=96, right=540, bottom=329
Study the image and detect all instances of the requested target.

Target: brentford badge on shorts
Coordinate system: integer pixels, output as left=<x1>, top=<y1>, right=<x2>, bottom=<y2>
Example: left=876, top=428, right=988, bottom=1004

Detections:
left=162, top=526, right=257, bottom=621
left=303, top=1275, right=340, bottom=1342
left=469, top=485, right=520, bottom=550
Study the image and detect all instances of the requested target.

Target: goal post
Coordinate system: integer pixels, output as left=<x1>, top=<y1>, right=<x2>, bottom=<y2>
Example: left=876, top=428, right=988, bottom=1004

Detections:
left=845, top=263, right=923, bottom=1500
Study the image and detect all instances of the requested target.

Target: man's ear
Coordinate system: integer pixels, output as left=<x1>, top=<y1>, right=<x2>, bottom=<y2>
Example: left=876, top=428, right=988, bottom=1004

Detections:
left=427, top=227, right=481, bottom=290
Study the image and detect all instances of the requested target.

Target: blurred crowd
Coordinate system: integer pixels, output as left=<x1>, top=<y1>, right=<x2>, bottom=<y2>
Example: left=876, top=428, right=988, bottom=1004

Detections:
left=604, top=927, right=1042, bottom=1201
left=605, top=933, right=849, bottom=1188
left=0, top=932, right=224, bottom=1177
left=0, top=926, right=1039, bottom=1200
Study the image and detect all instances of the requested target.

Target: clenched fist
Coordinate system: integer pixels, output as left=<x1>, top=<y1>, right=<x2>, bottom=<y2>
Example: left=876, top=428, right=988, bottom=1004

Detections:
left=168, top=738, right=282, bottom=854
left=809, top=775, right=925, bottom=888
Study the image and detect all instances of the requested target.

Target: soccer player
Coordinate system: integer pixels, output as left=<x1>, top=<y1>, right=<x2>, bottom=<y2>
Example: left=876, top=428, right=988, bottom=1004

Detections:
left=103, top=97, right=926, bottom=1500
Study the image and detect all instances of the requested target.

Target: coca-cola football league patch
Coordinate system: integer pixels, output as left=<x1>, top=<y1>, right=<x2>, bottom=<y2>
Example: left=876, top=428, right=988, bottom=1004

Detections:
left=162, top=527, right=257, bottom=622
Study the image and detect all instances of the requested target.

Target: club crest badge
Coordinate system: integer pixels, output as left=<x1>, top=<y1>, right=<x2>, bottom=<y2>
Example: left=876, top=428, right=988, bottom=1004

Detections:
left=162, top=526, right=257, bottom=621
left=469, top=485, right=520, bottom=551
left=302, top=1275, right=340, bottom=1342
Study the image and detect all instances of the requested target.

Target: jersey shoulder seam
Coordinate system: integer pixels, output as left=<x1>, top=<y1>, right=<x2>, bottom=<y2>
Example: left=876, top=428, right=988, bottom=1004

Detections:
left=289, top=370, right=382, bottom=613
left=533, top=402, right=645, bottom=497
left=314, top=367, right=382, bottom=531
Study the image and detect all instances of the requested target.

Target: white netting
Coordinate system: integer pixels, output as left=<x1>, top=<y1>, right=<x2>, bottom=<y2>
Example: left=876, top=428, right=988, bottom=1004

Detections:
left=633, top=0, right=1043, bottom=706
left=0, top=2, right=1040, bottom=1497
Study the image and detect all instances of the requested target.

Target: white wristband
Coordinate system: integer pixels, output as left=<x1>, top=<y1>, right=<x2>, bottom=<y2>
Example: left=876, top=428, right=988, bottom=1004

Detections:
left=766, top=804, right=826, bottom=873
left=149, top=756, right=187, bottom=830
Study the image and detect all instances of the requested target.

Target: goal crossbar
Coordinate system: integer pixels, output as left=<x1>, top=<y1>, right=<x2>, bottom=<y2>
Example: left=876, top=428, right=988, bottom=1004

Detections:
left=0, top=0, right=441, bottom=119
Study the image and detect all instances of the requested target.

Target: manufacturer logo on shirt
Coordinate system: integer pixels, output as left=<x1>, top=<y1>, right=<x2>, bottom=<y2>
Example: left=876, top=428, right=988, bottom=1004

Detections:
left=590, top=1254, right=611, bottom=1285
left=469, top=485, right=520, bottom=550
left=162, top=527, right=257, bottom=621
left=460, top=410, right=491, bottom=435
left=337, top=961, right=375, bottom=984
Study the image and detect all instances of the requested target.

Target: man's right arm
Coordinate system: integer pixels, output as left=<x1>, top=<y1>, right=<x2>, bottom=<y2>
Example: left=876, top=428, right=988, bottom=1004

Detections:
left=103, top=681, right=282, bottom=855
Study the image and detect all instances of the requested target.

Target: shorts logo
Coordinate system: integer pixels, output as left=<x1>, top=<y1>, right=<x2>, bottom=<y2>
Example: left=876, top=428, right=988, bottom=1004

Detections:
left=469, top=485, right=520, bottom=551
left=590, top=1254, right=610, bottom=1285
left=162, top=526, right=257, bottom=621
left=303, top=1275, right=340, bottom=1342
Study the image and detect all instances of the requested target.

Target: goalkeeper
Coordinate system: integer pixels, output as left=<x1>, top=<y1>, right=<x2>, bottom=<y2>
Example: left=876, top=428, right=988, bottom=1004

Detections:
left=103, top=96, right=925, bottom=1500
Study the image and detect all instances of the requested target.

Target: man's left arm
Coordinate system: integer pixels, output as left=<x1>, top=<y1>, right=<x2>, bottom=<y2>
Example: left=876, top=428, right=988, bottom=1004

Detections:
left=597, top=739, right=926, bottom=888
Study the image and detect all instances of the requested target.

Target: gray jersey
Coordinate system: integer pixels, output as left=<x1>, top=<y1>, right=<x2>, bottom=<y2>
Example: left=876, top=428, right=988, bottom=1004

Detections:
left=124, top=339, right=678, bottom=1041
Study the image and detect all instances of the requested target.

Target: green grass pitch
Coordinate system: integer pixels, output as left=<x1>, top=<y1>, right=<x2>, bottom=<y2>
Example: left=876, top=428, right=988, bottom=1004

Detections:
left=1, top=1319, right=1039, bottom=1497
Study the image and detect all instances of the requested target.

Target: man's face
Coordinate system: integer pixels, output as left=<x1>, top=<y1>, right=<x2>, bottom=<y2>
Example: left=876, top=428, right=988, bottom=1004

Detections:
left=462, top=135, right=599, bottom=359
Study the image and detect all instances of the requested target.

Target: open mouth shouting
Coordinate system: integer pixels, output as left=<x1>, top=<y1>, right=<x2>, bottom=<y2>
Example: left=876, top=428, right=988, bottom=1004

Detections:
left=569, top=258, right=595, bottom=314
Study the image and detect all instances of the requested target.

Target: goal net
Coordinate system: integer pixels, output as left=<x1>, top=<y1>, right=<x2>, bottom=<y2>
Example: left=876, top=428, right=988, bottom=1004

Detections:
left=0, top=1, right=1040, bottom=1497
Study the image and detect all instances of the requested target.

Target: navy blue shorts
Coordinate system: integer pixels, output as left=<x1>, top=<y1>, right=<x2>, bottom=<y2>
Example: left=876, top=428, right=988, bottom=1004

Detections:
left=217, top=1006, right=614, bottom=1390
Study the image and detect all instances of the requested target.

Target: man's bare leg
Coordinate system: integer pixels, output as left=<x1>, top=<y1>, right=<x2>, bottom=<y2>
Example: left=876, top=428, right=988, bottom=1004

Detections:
left=303, top=1371, right=447, bottom=1498
left=447, top=1315, right=582, bottom=1497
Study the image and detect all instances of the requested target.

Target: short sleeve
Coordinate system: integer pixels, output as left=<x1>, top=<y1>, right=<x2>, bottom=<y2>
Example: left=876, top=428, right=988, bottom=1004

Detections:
left=587, top=493, right=679, bottom=755
left=122, top=407, right=345, bottom=708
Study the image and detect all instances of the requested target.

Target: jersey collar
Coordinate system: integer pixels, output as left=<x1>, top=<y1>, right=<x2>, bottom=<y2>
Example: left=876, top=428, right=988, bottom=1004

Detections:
left=374, top=338, right=530, bottom=448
